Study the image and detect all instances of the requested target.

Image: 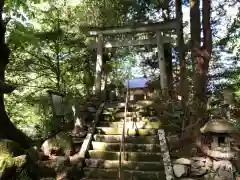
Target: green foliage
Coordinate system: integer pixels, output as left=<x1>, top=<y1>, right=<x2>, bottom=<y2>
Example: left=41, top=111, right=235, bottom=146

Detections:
left=4, top=0, right=239, bottom=141
left=3, top=0, right=141, bottom=139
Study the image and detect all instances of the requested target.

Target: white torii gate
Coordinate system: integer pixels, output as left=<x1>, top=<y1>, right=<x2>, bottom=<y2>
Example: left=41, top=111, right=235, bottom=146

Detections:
left=86, top=19, right=178, bottom=96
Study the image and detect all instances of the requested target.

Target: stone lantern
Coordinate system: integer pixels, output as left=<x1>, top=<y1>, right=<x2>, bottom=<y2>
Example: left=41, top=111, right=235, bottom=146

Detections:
left=135, top=100, right=155, bottom=117
left=200, top=118, right=237, bottom=160
left=47, top=90, right=65, bottom=119
left=200, top=118, right=238, bottom=180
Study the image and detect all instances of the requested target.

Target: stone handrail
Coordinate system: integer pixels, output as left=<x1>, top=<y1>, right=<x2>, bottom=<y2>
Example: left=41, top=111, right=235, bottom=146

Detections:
left=158, top=129, right=175, bottom=180
left=70, top=102, right=105, bottom=164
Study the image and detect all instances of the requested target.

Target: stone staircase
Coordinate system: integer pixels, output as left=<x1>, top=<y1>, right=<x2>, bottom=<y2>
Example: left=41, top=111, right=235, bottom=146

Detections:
left=80, top=101, right=166, bottom=180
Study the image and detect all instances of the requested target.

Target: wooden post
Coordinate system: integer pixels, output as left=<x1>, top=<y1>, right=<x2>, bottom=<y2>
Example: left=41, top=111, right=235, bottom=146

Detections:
left=156, top=31, right=168, bottom=98
left=94, top=34, right=103, bottom=94
left=102, top=70, right=108, bottom=101
left=164, top=43, right=173, bottom=97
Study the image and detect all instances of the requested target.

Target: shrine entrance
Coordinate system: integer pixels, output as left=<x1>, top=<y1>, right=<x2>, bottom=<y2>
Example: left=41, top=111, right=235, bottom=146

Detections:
left=85, top=19, right=178, bottom=98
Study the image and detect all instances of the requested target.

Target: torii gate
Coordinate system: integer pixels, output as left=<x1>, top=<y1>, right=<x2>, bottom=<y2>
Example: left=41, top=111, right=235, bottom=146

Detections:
left=86, top=19, right=178, bottom=96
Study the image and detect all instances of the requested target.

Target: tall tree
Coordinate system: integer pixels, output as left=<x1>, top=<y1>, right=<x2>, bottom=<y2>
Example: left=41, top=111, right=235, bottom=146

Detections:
left=195, top=0, right=212, bottom=146
left=189, top=0, right=212, bottom=147
left=189, top=0, right=201, bottom=134
left=0, top=0, right=32, bottom=148
left=176, top=0, right=187, bottom=107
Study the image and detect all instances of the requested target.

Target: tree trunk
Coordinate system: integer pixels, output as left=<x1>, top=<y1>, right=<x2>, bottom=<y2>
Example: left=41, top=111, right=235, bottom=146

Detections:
left=190, top=0, right=201, bottom=91
left=195, top=0, right=212, bottom=137
left=176, top=0, right=187, bottom=108
left=202, top=0, right=212, bottom=72
left=190, top=0, right=212, bottom=148
left=195, top=0, right=212, bottom=127
left=0, top=1, right=32, bottom=148
left=189, top=0, right=201, bottom=134
left=175, top=0, right=188, bottom=146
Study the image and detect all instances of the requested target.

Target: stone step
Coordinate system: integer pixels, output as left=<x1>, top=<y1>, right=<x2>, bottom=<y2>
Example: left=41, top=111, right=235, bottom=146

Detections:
left=83, top=167, right=165, bottom=179
left=102, top=116, right=133, bottom=121
left=115, top=112, right=136, bottom=118
left=102, top=113, right=137, bottom=121
left=88, top=150, right=162, bottom=162
left=134, top=100, right=154, bottom=107
left=93, top=134, right=160, bottom=144
left=93, top=134, right=179, bottom=146
left=104, top=102, right=126, bottom=109
left=101, top=115, right=169, bottom=123
left=92, top=141, right=160, bottom=152
left=103, top=107, right=135, bottom=114
left=98, top=120, right=161, bottom=129
left=81, top=178, right=114, bottom=180
left=85, top=158, right=164, bottom=170
left=102, top=113, right=156, bottom=121
left=95, top=127, right=158, bottom=135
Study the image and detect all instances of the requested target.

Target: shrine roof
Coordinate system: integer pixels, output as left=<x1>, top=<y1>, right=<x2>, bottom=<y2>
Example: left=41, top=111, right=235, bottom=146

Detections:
left=124, top=77, right=148, bottom=89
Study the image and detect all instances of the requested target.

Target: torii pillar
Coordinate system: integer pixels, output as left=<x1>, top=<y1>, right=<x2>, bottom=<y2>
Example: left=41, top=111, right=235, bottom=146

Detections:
left=94, top=34, right=103, bottom=95
left=156, top=31, right=168, bottom=98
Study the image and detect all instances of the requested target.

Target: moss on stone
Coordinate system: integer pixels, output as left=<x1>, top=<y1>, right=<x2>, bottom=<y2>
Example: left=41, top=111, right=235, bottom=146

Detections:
left=0, top=139, right=27, bottom=176
left=0, top=140, right=41, bottom=180
left=0, top=139, right=25, bottom=157
left=0, top=155, right=27, bottom=174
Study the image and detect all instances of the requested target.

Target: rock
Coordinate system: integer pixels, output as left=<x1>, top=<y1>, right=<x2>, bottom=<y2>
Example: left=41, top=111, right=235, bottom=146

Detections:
left=191, top=157, right=206, bottom=167
left=0, top=155, right=32, bottom=179
left=190, top=157, right=212, bottom=176
left=56, top=166, right=75, bottom=180
left=37, top=155, right=81, bottom=179
left=204, top=173, right=214, bottom=180
left=205, top=170, right=233, bottom=180
left=173, top=164, right=188, bottom=177
left=205, top=157, right=213, bottom=170
left=41, top=156, right=70, bottom=172
left=191, top=157, right=206, bottom=161
left=25, top=147, right=44, bottom=161
left=213, top=160, right=233, bottom=171
left=41, top=132, right=73, bottom=157
left=218, top=169, right=233, bottom=180
left=175, top=158, right=192, bottom=165
left=0, top=154, right=26, bottom=172
left=0, top=140, right=33, bottom=179
left=190, top=166, right=207, bottom=176
left=37, top=156, right=70, bottom=178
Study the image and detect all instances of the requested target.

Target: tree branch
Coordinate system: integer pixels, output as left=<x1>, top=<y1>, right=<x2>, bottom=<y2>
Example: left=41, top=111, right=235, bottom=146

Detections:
left=0, top=80, right=16, bottom=94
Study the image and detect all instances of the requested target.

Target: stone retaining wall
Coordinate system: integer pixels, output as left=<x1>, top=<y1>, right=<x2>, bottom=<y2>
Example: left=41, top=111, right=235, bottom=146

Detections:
left=173, top=157, right=235, bottom=180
